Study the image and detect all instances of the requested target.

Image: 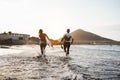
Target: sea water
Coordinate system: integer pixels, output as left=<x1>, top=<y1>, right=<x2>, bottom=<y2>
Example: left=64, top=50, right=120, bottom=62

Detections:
left=47, top=45, right=120, bottom=80
left=0, top=45, right=120, bottom=80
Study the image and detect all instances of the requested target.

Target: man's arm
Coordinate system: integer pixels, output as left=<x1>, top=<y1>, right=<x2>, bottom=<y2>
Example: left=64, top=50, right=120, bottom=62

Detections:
left=60, top=36, right=65, bottom=49
left=71, top=34, right=74, bottom=44
left=61, top=37, right=64, bottom=42
left=61, top=35, right=66, bottom=43
left=71, top=38, right=74, bottom=44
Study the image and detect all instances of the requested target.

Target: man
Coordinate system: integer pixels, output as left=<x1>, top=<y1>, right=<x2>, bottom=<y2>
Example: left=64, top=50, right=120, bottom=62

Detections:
left=61, top=29, right=74, bottom=56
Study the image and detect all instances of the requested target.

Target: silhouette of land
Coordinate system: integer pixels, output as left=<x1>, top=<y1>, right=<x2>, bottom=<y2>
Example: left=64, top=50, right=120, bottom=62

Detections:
left=0, top=29, right=120, bottom=45
left=70, top=29, right=120, bottom=45
left=31, top=29, right=120, bottom=45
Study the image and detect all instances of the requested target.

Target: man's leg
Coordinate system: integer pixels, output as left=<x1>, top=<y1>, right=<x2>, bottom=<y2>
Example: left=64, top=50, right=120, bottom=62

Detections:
left=64, top=43, right=66, bottom=52
left=66, top=42, right=70, bottom=56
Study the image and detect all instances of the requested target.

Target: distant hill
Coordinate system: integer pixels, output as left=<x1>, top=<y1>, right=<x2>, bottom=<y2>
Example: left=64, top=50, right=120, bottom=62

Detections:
left=59, top=29, right=120, bottom=45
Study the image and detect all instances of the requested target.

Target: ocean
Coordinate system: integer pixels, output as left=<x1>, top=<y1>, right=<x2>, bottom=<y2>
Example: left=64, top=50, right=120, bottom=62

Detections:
left=0, top=45, right=120, bottom=80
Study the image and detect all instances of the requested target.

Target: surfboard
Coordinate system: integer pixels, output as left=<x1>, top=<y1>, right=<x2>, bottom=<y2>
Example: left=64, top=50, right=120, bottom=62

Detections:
left=46, top=37, right=52, bottom=47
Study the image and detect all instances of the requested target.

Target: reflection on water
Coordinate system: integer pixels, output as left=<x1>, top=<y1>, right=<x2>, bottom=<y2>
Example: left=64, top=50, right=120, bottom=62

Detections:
left=0, top=45, right=120, bottom=80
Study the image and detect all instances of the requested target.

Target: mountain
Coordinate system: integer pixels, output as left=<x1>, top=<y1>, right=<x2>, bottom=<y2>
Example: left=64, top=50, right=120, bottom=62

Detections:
left=61, top=29, right=120, bottom=45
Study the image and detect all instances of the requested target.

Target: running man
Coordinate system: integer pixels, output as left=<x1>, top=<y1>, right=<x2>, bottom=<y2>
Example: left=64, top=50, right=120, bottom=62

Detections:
left=38, top=29, right=51, bottom=56
left=61, top=29, right=74, bottom=56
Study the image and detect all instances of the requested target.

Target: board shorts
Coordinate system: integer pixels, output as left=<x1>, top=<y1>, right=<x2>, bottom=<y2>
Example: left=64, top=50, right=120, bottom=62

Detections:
left=64, top=41, right=71, bottom=47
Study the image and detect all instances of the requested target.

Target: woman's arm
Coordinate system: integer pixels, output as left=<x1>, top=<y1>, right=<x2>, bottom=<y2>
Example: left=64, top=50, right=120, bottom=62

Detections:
left=45, top=34, right=53, bottom=47
left=45, top=34, right=50, bottom=40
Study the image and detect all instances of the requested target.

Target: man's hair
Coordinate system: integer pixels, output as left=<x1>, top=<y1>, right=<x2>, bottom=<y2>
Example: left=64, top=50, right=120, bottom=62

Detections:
left=67, top=29, right=70, bottom=33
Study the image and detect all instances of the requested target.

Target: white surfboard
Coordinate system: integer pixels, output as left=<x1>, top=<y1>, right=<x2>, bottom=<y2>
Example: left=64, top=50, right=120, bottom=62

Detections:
left=46, top=37, right=52, bottom=47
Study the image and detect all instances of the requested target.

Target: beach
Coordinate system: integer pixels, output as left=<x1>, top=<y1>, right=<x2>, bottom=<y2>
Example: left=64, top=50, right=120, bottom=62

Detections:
left=0, top=45, right=120, bottom=80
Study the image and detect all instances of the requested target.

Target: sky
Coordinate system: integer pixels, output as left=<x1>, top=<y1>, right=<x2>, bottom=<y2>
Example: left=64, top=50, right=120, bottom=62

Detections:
left=0, top=0, right=120, bottom=41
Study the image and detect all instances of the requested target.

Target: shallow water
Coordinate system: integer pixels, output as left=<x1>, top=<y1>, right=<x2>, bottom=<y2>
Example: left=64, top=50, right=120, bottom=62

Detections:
left=0, top=45, right=120, bottom=80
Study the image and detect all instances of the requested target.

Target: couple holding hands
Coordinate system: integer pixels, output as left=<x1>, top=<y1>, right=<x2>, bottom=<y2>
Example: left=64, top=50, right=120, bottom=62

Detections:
left=38, top=29, right=74, bottom=57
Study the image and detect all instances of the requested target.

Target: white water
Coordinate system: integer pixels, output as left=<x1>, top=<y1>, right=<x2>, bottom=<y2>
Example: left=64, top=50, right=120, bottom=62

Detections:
left=0, top=45, right=120, bottom=80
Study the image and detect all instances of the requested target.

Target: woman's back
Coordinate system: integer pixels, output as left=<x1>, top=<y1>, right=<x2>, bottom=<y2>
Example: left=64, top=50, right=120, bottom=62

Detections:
left=39, top=33, right=46, bottom=41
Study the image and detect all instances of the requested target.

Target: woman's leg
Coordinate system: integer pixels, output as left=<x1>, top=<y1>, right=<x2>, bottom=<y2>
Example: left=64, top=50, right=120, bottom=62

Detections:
left=40, top=45, right=44, bottom=55
left=42, top=43, right=47, bottom=55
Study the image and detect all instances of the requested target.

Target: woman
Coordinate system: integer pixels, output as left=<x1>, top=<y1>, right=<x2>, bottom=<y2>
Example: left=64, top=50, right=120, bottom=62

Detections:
left=38, top=29, right=51, bottom=56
